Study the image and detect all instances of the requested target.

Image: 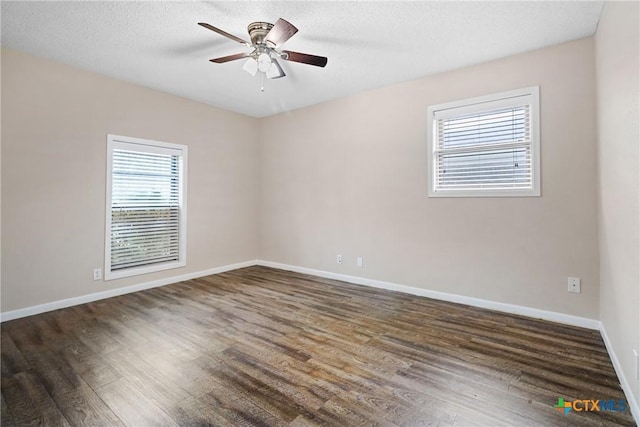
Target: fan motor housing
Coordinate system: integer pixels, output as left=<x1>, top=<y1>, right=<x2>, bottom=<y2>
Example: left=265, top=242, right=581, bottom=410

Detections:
left=247, top=22, right=274, bottom=45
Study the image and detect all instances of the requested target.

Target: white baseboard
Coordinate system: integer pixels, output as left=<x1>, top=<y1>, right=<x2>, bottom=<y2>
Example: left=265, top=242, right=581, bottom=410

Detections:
left=2, top=258, right=600, bottom=330
left=600, top=323, right=640, bottom=425
left=255, top=260, right=601, bottom=330
left=0, top=260, right=257, bottom=322
left=2, top=258, right=601, bottom=331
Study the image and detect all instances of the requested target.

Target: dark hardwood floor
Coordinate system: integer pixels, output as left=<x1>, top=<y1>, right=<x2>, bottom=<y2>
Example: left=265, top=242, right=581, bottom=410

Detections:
left=1, top=266, right=635, bottom=426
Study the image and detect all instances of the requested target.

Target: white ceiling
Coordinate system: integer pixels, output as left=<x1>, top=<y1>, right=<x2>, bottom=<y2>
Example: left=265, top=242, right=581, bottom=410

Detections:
left=1, top=1, right=603, bottom=118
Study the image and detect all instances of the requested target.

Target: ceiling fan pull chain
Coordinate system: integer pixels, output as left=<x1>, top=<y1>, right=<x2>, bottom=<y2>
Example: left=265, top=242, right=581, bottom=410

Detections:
left=261, top=72, right=265, bottom=93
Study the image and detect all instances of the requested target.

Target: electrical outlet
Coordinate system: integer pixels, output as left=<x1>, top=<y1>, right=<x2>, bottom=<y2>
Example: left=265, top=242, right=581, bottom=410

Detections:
left=336, top=254, right=343, bottom=264
left=357, top=257, right=363, bottom=268
left=568, top=277, right=581, bottom=293
left=93, top=268, right=102, bottom=281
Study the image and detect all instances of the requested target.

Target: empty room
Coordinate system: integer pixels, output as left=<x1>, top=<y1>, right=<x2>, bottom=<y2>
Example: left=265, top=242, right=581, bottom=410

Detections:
left=1, top=1, right=639, bottom=426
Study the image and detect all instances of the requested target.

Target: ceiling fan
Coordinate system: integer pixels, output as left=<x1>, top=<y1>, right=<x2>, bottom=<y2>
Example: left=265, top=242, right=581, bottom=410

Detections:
left=198, top=18, right=328, bottom=86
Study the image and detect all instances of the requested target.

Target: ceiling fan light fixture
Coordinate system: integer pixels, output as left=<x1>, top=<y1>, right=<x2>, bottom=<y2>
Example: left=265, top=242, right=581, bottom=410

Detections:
left=266, top=62, right=279, bottom=79
left=257, top=52, right=272, bottom=73
left=242, top=57, right=258, bottom=76
left=266, top=59, right=285, bottom=79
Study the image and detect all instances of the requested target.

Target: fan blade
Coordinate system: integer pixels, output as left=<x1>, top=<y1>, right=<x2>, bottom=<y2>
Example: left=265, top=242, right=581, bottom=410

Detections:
left=198, top=22, right=251, bottom=47
left=264, top=18, right=298, bottom=47
left=282, top=50, right=328, bottom=67
left=267, top=58, right=286, bottom=79
left=209, top=52, right=251, bottom=63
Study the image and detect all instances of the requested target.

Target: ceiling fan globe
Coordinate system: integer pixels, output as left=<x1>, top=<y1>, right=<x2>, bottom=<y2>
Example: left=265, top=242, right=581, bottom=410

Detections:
left=257, top=53, right=272, bottom=73
left=242, top=58, right=258, bottom=76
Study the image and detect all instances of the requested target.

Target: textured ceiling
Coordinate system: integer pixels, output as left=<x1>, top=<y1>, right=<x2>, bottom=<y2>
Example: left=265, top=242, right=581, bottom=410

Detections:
left=1, top=1, right=603, bottom=118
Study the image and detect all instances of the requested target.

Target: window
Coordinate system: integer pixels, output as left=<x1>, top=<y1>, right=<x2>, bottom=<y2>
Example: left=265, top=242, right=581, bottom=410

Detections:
left=105, top=134, right=187, bottom=280
left=427, top=86, right=540, bottom=197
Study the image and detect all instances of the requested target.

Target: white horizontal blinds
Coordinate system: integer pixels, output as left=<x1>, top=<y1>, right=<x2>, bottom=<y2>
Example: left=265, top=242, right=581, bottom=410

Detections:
left=110, top=146, right=182, bottom=271
left=434, top=95, right=533, bottom=191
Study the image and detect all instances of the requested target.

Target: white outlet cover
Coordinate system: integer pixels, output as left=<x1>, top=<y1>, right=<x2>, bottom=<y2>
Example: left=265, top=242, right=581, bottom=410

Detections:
left=568, top=277, right=581, bottom=293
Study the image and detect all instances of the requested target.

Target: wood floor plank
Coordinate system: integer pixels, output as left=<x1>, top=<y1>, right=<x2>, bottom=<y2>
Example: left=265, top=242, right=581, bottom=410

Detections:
left=55, top=335, right=122, bottom=390
left=1, top=391, right=17, bottom=427
left=168, top=396, right=237, bottom=427
left=1, top=266, right=635, bottom=426
left=100, top=349, right=190, bottom=411
left=95, top=378, right=178, bottom=426
left=0, top=332, right=29, bottom=381
left=71, top=316, right=125, bottom=355
left=318, top=396, right=397, bottom=427
left=212, top=349, right=326, bottom=421
left=197, top=385, right=289, bottom=427
left=1, top=372, right=71, bottom=426
left=45, top=372, right=124, bottom=427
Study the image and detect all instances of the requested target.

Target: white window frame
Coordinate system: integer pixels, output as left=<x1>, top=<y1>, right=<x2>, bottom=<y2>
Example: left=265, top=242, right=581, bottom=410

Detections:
left=105, top=134, right=187, bottom=280
left=427, top=86, right=540, bottom=198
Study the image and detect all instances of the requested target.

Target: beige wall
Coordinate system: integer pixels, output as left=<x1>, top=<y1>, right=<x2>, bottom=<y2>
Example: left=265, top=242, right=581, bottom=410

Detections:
left=1, top=37, right=604, bottom=322
left=595, top=1, right=640, bottom=409
left=1, top=48, right=259, bottom=312
left=259, top=37, right=600, bottom=318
